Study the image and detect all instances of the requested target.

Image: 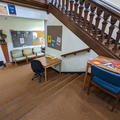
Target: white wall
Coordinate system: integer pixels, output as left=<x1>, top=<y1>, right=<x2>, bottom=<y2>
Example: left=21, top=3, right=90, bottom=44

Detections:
left=0, top=2, right=98, bottom=72
left=0, top=2, right=48, bottom=62
left=0, top=16, right=45, bottom=62
left=0, top=2, right=48, bottom=20
left=45, top=14, right=98, bottom=72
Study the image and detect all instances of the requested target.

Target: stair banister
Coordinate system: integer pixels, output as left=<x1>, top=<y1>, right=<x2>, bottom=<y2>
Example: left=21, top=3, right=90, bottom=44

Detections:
left=65, top=0, right=70, bottom=15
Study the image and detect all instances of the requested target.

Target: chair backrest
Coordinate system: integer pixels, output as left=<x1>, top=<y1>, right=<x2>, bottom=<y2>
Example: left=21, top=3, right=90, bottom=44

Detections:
left=92, top=65, right=120, bottom=87
left=31, top=60, right=44, bottom=74
left=11, top=49, right=23, bottom=58
left=33, top=47, right=41, bottom=53
left=23, top=48, right=33, bottom=55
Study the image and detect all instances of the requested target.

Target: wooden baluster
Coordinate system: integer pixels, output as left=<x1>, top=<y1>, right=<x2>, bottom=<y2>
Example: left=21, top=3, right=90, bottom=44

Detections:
left=45, top=0, right=48, bottom=4
left=94, top=8, right=103, bottom=38
left=105, top=17, right=117, bottom=46
left=74, top=0, right=79, bottom=22
left=100, top=11, right=110, bottom=42
left=62, top=0, right=65, bottom=12
left=55, top=0, right=57, bottom=7
left=51, top=0, right=54, bottom=4
left=58, top=0, right=61, bottom=9
left=89, top=5, right=96, bottom=33
left=78, top=0, right=85, bottom=27
left=112, top=21, right=120, bottom=53
left=65, top=0, right=69, bottom=15
left=83, top=1, right=90, bottom=29
left=69, top=0, right=74, bottom=16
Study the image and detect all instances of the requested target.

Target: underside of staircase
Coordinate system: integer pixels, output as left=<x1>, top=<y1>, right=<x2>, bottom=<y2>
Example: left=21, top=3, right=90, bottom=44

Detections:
left=1, top=0, right=120, bottom=59
left=48, top=0, right=120, bottom=59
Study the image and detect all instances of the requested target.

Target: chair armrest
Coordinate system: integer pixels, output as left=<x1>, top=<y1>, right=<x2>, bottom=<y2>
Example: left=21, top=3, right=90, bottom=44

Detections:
left=35, top=52, right=37, bottom=57
left=32, top=48, right=34, bottom=54
left=13, top=56, right=16, bottom=61
left=41, top=50, right=45, bottom=53
left=10, top=51, right=13, bottom=58
left=23, top=54, right=28, bottom=58
left=11, top=51, right=16, bottom=61
left=33, top=52, right=37, bottom=57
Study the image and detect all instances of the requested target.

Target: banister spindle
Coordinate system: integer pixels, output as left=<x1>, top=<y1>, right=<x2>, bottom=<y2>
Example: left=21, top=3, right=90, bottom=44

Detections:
left=112, top=22, right=120, bottom=53
left=94, top=8, right=103, bottom=38
left=69, top=0, right=74, bottom=16
left=100, top=11, right=110, bottom=42
left=58, top=0, right=61, bottom=9
left=78, top=0, right=85, bottom=27
left=89, top=5, right=96, bottom=33
left=83, top=1, right=90, bottom=29
left=65, top=0, right=69, bottom=15
left=51, top=0, right=54, bottom=4
left=55, top=0, right=57, bottom=7
left=74, top=0, right=79, bottom=22
left=105, top=17, right=117, bottom=46
left=62, top=0, right=65, bottom=12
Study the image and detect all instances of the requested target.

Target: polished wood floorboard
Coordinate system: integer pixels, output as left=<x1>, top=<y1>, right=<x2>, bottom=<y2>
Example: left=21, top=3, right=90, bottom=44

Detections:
left=0, top=64, right=120, bottom=120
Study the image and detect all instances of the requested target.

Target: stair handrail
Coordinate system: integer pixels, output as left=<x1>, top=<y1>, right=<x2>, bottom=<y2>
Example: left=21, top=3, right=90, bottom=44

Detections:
left=61, top=48, right=91, bottom=57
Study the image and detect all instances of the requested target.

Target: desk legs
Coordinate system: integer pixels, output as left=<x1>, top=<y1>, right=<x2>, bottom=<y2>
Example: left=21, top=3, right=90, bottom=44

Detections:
left=83, top=63, right=91, bottom=89
left=45, top=67, right=47, bottom=82
left=59, top=63, right=61, bottom=74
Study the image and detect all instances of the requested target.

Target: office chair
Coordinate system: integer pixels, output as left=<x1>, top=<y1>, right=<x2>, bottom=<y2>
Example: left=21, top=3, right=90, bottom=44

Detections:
left=87, top=65, right=120, bottom=111
left=31, top=60, right=44, bottom=82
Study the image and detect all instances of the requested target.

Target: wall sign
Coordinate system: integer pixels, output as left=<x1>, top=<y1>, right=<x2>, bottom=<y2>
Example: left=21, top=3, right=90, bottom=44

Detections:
left=0, top=5, right=8, bottom=15
left=8, top=4, right=16, bottom=15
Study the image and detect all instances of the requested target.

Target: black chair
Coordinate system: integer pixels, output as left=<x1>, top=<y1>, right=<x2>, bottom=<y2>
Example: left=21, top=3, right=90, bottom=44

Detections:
left=31, top=60, right=44, bottom=82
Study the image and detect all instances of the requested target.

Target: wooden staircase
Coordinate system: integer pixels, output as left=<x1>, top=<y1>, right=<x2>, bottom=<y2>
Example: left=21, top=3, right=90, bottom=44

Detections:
left=48, top=0, right=120, bottom=59
left=0, top=70, right=81, bottom=120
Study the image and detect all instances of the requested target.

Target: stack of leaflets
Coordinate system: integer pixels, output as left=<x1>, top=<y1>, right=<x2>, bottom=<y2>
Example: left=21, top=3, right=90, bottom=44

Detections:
left=46, top=55, right=56, bottom=60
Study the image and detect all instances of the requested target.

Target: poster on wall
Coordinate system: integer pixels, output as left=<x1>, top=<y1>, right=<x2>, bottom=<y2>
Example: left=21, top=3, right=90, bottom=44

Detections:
left=33, top=32, right=38, bottom=40
left=20, top=38, right=25, bottom=44
left=0, top=5, right=8, bottom=15
left=8, top=4, right=16, bottom=15
left=48, top=35, right=52, bottom=44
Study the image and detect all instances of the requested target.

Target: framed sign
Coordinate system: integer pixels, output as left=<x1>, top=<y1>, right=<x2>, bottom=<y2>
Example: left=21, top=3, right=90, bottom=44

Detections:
left=8, top=4, right=16, bottom=15
left=0, top=5, right=8, bottom=15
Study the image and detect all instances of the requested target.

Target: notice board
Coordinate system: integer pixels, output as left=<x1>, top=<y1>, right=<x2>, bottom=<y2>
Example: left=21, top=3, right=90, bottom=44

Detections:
left=11, top=30, right=33, bottom=48
left=47, top=26, right=62, bottom=51
left=32, top=31, right=45, bottom=46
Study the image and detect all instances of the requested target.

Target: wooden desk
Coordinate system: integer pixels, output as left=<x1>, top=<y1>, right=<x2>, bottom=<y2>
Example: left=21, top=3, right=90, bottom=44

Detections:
left=36, top=56, right=62, bottom=81
left=83, top=56, right=120, bottom=89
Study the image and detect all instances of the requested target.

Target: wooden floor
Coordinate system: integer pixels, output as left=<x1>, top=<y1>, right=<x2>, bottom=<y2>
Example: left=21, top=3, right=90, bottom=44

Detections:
left=0, top=64, right=120, bottom=120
